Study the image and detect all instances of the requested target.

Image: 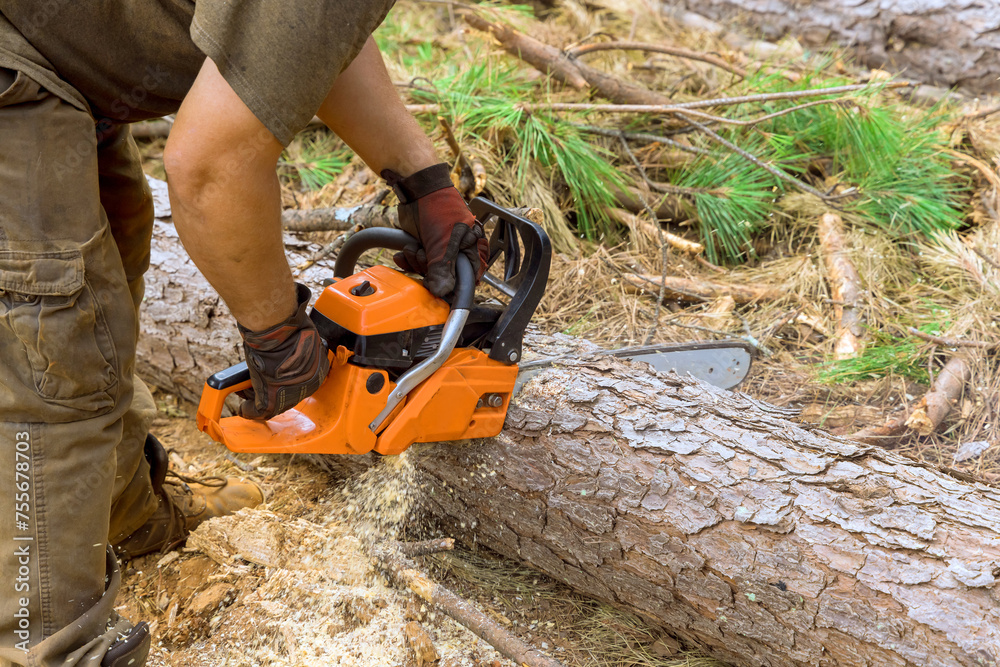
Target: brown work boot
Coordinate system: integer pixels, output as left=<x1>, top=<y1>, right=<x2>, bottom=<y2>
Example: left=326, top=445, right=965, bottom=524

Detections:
left=114, top=470, right=264, bottom=560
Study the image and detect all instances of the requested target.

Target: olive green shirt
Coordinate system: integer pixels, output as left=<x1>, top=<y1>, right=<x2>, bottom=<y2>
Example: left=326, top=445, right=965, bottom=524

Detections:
left=0, top=0, right=395, bottom=145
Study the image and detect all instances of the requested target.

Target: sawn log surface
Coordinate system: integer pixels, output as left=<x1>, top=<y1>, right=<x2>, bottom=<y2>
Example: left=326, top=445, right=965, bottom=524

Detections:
left=140, top=220, right=1000, bottom=666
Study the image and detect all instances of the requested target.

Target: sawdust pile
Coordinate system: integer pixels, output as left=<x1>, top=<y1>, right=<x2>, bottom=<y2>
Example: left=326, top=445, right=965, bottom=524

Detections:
left=151, top=497, right=517, bottom=667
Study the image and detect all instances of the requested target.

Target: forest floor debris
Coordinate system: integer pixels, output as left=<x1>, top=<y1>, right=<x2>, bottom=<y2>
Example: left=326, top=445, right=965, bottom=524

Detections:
left=119, top=404, right=720, bottom=667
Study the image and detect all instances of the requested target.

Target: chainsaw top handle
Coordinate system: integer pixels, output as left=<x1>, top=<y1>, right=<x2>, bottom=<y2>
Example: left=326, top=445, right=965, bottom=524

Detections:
left=333, top=228, right=475, bottom=311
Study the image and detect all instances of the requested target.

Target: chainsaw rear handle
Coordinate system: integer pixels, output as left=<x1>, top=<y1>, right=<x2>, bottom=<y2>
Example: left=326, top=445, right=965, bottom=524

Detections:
left=333, top=228, right=475, bottom=311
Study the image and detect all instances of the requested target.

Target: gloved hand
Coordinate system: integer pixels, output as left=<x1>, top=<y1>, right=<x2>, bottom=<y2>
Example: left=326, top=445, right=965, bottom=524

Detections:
left=237, top=283, right=330, bottom=420
left=381, top=163, right=489, bottom=298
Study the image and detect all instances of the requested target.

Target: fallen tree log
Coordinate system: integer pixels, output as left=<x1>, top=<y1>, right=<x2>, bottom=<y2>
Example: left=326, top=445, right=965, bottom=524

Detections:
left=662, top=0, right=1000, bottom=95
left=140, top=219, right=1000, bottom=666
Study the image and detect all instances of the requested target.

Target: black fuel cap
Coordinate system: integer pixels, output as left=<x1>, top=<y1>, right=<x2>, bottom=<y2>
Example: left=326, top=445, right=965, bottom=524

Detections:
left=350, top=280, right=376, bottom=297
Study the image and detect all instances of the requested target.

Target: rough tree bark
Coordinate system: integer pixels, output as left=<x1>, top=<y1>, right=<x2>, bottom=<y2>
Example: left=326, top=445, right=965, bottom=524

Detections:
left=662, top=0, right=1000, bottom=95
left=140, top=220, right=1000, bottom=667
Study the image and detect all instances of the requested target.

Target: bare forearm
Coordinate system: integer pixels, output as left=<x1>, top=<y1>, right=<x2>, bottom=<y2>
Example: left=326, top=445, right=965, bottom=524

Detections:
left=318, top=37, right=438, bottom=177
left=169, top=166, right=295, bottom=331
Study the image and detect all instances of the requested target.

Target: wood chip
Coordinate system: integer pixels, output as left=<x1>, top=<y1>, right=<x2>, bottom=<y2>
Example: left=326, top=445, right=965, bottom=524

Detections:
left=404, top=621, right=440, bottom=666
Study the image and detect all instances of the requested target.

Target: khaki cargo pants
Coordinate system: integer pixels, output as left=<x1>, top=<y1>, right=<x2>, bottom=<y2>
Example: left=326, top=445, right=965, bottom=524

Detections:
left=0, top=40, right=160, bottom=667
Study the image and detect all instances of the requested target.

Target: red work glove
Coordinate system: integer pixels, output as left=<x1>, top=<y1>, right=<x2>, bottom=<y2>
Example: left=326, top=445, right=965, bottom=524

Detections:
left=237, top=283, right=331, bottom=420
left=381, top=163, right=489, bottom=298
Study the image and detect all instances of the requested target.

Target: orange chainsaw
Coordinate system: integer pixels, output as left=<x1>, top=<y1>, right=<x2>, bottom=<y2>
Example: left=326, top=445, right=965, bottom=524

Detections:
left=196, top=198, right=552, bottom=456
left=196, top=198, right=755, bottom=457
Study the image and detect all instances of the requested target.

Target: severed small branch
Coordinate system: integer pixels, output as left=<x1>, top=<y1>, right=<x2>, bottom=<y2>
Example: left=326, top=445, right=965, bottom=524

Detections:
left=462, top=13, right=669, bottom=106
left=853, top=355, right=974, bottom=442
left=506, top=82, right=911, bottom=115
left=675, top=99, right=846, bottom=127
left=371, top=542, right=565, bottom=667
left=565, top=41, right=747, bottom=79
left=282, top=205, right=396, bottom=233
left=818, top=212, right=864, bottom=359
left=283, top=190, right=395, bottom=233
left=394, top=538, right=456, bottom=558
left=624, top=273, right=784, bottom=304
left=662, top=318, right=769, bottom=355
left=608, top=208, right=704, bottom=254
left=438, top=116, right=474, bottom=196
left=462, top=13, right=586, bottom=89
left=404, top=621, right=439, bottom=667
left=905, top=355, right=974, bottom=436
left=610, top=186, right=686, bottom=221
left=395, top=85, right=908, bottom=120
left=292, top=192, right=397, bottom=273
left=907, top=327, right=1000, bottom=350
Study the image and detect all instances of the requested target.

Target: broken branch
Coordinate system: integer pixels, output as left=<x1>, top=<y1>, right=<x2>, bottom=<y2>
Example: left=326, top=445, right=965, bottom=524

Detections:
left=907, top=327, right=999, bottom=350
left=624, top=273, right=784, bottom=304
left=904, top=355, right=974, bottom=436
left=677, top=112, right=835, bottom=201
left=462, top=13, right=670, bottom=106
left=608, top=208, right=704, bottom=254
left=818, top=212, right=864, bottom=359
left=282, top=190, right=395, bottom=233
left=462, top=13, right=588, bottom=89
left=853, top=354, right=974, bottom=442
left=566, top=41, right=747, bottom=78
left=371, top=543, right=565, bottom=667
left=395, top=538, right=456, bottom=558
left=282, top=205, right=396, bottom=233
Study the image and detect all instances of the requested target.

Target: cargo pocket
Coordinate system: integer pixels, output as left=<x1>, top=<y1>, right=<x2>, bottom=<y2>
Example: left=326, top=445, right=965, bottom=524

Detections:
left=0, top=67, right=29, bottom=107
left=0, top=67, right=15, bottom=96
left=0, top=248, right=118, bottom=411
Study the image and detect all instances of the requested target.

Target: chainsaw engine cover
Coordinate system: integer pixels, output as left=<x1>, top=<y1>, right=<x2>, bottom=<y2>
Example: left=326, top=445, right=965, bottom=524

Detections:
left=310, top=265, right=453, bottom=371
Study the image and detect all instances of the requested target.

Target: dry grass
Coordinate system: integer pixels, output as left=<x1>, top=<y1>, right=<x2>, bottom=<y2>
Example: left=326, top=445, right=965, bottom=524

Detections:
left=427, top=546, right=725, bottom=667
